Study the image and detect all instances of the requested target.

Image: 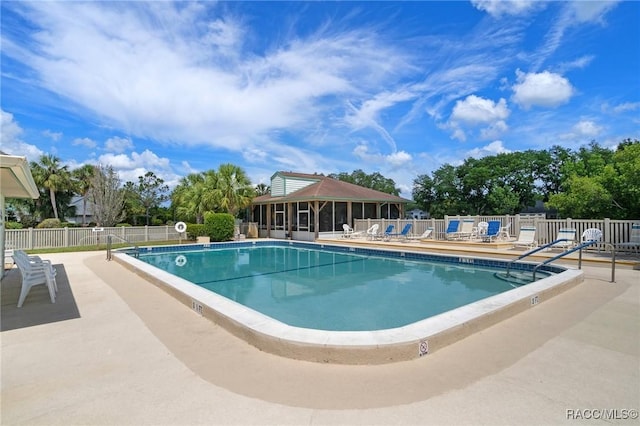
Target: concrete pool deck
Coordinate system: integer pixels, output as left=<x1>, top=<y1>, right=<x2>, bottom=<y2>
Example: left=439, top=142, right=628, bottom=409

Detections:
left=1, top=248, right=639, bottom=425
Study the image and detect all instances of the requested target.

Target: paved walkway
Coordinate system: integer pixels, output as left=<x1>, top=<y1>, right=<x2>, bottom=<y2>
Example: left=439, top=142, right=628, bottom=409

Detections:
left=1, top=250, right=638, bottom=425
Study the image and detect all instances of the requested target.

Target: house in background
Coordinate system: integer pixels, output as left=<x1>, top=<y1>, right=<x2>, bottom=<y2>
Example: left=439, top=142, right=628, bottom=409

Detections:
left=250, top=171, right=409, bottom=241
left=406, top=208, right=429, bottom=220
left=67, top=195, right=95, bottom=226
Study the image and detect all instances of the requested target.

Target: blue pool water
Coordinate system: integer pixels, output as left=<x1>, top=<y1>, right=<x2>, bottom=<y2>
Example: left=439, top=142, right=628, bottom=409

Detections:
left=135, top=244, right=552, bottom=331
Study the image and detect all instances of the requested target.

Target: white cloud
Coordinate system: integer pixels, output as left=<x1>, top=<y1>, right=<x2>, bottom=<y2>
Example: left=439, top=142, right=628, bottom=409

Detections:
left=471, top=0, right=542, bottom=17
left=104, top=136, right=134, bottom=153
left=7, top=2, right=413, bottom=157
left=465, top=140, right=511, bottom=158
left=97, top=149, right=169, bottom=171
left=73, top=137, right=98, bottom=149
left=512, top=70, right=574, bottom=109
left=569, top=0, right=620, bottom=24
left=451, top=95, right=510, bottom=125
left=560, top=119, right=603, bottom=140
left=352, top=144, right=412, bottom=170
left=608, top=101, right=640, bottom=114
left=42, top=129, right=62, bottom=141
left=0, top=109, right=44, bottom=161
left=448, top=95, right=510, bottom=141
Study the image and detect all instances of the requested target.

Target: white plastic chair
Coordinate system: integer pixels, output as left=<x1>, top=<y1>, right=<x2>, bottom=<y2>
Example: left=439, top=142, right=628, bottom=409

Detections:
left=14, top=250, right=57, bottom=308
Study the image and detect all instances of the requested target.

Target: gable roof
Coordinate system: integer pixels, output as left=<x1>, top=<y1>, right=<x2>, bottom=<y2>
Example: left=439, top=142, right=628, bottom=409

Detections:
left=253, top=171, right=409, bottom=204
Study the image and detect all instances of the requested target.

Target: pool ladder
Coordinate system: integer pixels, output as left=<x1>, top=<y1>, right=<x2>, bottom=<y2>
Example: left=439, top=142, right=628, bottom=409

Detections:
left=506, top=239, right=616, bottom=282
left=105, top=234, right=139, bottom=261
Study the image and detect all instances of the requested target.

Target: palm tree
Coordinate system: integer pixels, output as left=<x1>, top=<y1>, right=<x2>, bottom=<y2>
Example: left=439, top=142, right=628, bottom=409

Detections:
left=214, top=164, right=255, bottom=216
left=72, top=164, right=96, bottom=226
left=173, top=173, right=208, bottom=223
left=31, top=154, right=72, bottom=220
left=255, top=183, right=270, bottom=196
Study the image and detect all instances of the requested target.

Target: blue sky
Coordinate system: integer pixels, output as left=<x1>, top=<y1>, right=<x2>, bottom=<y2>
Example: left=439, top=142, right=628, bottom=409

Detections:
left=1, top=1, right=639, bottom=199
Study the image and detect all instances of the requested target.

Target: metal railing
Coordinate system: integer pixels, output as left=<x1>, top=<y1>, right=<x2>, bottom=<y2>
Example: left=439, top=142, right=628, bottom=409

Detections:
left=505, top=239, right=617, bottom=283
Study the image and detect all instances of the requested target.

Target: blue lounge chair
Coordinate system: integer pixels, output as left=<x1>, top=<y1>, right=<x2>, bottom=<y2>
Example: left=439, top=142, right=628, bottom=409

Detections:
left=377, top=224, right=395, bottom=240
left=482, top=220, right=501, bottom=242
left=444, top=219, right=460, bottom=240
left=388, top=223, right=412, bottom=241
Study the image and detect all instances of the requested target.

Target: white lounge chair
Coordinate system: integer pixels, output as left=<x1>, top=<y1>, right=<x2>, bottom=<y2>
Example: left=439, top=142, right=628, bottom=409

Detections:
left=406, top=227, right=434, bottom=241
left=14, top=250, right=57, bottom=307
left=365, top=224, right=380, bottom=240
left=617, top=223, right=640, bottom=254
left=498, top=222, right=512, bottom=240
left=550, top=228, right=576, bottom=250
left=512, top=226, right=537, bottom=249
left=451, top=219, right=475, bottom=240
left=341, top=224, right=355, bottom=238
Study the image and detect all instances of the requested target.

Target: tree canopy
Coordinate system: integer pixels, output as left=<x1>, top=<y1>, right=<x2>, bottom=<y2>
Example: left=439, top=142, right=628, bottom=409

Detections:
left=412, top=139, right=639, bottom=219
left=329, top=169, right=401, bottom=195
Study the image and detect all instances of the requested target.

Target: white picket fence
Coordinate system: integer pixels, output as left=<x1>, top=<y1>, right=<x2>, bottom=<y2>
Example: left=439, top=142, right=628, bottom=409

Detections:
left=5, top=225, right=183, bottom=250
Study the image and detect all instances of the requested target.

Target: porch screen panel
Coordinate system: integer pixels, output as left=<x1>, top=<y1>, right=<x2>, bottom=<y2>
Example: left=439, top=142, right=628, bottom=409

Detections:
left=389, top=204, right=400, bottom=219
left=319, top=203, right=333, bottom=232
left=352, top=202, right=363, bottom=220
left=364, top=203, right=377, bottom=219
left=334, top=202, right=347, bottom=231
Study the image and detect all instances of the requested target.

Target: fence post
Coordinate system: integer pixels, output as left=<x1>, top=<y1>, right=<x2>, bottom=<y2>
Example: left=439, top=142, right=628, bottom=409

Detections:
left=603, top=218, right=611, bottom=245
left=145, top=225, right=149, bottom=242
left=29, top=227, right=34, bottom=250
left=64, top=227, right=69, bottom=248
left=166, top=225, right=169, bottom=241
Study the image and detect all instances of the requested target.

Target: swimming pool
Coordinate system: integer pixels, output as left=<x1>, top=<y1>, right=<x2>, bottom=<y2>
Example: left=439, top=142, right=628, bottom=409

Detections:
left=136, top=245, right=550, bottom=332
left=114, top=240, right=583, bottom=364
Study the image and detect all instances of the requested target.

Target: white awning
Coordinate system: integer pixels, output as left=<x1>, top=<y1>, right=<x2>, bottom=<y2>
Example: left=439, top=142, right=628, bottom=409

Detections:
left=0, top=153, right=39, bottom=199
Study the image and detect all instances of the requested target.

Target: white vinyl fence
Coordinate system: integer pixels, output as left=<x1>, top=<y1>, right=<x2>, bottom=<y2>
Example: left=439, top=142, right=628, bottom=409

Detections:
left=5, top=225, right=183, bottom=250
left=4, top=216, right=639, bottom=251
left=353, top=215, right=639, bottom=250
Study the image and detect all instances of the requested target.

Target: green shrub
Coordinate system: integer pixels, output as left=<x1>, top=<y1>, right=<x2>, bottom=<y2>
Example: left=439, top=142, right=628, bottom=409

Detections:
left=36, top=218, right=62, bottom=228
left=186, top=223, right=207, bottom=240
left=5, top=221, right=23, bottom=229
left=116, top=223, right=132, bottom=227
left=204, top=212, right=235, bottom=242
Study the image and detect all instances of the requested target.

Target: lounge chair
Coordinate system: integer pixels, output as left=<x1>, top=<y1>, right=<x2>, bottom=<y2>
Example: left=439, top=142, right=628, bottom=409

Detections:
left=366, top=224, right=380, bottom=240
left=406, top=227, right=434, bottom=241
left=512, top=226, right=537, bottom=249
left=550, top=228, right=576, bottom=250
left=617, top=223, right=640, bottom=254
left=341, top=224, right=364, bottom=238
left=498, top=222, right=512, bottom=240
left=377, top=224, right=395, bottom=240
left=449, top=218, right=474, bottom=240
left=341, top=224, right=355, bottom=238
left=481, top=220, right=501, bottom=242
left=388, top=223, right=412, bottom=241
left=443, top=219, right=460, bottom=240
left=14, top=250, right=57, bottom=308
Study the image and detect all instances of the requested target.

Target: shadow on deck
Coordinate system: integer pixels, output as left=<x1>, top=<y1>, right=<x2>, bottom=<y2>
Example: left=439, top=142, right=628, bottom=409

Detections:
left=1, top=264, right=81, bottom=332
